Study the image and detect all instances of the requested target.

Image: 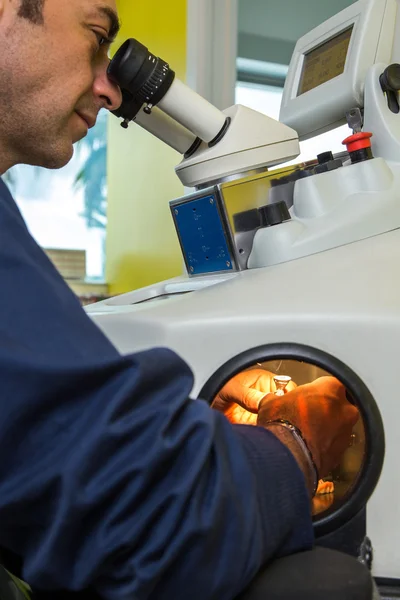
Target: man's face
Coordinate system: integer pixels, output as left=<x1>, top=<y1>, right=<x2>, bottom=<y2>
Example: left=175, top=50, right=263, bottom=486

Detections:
left=0, top=0, right=122, bottom=171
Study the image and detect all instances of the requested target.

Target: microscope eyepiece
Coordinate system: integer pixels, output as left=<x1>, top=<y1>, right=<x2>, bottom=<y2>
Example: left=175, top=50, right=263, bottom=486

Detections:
left=108, top=38, right=175, bottom=124
left=108, top=38, right=228, bottom=147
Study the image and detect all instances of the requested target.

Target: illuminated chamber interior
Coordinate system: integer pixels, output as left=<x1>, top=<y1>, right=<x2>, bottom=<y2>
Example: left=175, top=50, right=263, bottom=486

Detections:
left=211, top=359, right=366, bottom=519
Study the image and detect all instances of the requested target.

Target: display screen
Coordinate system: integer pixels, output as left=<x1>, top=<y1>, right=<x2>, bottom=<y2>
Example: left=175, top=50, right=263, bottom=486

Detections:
left=297, top=26, right=353, bottom=96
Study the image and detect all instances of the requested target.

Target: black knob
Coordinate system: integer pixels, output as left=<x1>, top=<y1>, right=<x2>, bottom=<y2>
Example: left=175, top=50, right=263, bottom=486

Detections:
left=380, top=63, right=400, bottom=114
left=233, top=208, right=261, bottom=233
left=317, top=151, right=334, bottom=164
left=380, top=63, right=400, bottom=91
left=259, top=201, right=291, bottom=227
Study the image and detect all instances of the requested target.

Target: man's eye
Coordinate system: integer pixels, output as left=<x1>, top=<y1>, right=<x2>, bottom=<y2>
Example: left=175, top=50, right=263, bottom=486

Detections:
left=94, top=31, right=108, bottom=47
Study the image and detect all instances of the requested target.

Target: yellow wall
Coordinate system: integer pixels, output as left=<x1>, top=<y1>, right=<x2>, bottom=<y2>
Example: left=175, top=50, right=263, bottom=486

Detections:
left=106, top=0, right=187, bottom=295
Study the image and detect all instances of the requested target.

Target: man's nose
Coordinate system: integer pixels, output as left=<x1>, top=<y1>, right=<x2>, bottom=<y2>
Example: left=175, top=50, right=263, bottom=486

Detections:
left=93, top=68, right=123, bottom=112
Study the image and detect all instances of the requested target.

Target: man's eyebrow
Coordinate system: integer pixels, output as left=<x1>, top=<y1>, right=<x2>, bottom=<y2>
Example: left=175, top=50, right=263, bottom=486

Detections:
left=95, top=5, right=121, bottom=40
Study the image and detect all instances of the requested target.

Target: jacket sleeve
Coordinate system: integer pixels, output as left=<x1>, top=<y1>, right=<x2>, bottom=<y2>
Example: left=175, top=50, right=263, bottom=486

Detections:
left=0, top=345, right=313, bottom=600
left=0, top=180, right=313, bottom=600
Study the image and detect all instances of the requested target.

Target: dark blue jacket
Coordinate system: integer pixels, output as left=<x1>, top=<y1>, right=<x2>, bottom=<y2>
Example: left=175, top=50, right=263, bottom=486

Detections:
left=0, top=178, right=313, bottom=599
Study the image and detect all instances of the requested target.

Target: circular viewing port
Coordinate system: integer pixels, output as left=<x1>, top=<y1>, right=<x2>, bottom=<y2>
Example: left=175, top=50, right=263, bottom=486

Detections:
left=200, top=344, right=384, bottom=537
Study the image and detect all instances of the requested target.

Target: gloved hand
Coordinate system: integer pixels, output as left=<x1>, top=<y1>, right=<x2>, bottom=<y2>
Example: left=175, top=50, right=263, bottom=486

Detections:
left=257, top=376, right=359, bottom=479
left=212, top=368, right=296, bottom=425
left=213, top=370, right=359, bottom=495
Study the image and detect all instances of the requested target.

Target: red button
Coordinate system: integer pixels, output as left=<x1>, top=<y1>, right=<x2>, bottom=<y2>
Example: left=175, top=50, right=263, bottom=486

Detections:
left=342, top=132, right=373, bottom=153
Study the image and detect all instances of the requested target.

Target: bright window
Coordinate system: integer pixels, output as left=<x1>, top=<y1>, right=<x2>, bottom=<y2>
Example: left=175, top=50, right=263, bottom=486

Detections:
left=235, top=81, right=349, bottom=165
left=2, top=110, right=108, bottom=281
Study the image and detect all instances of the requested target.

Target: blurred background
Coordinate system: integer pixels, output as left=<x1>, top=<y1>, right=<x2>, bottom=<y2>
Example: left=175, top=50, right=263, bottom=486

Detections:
left=2, top=0, right=355, bottom=304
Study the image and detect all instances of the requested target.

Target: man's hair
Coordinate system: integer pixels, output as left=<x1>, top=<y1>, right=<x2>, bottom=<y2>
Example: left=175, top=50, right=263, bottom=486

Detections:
left=18, top=0, right=45, bottom=25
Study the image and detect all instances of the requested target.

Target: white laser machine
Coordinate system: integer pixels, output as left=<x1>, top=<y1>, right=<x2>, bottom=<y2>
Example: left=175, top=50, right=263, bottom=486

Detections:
left=87, top=0, right=400, bottom=593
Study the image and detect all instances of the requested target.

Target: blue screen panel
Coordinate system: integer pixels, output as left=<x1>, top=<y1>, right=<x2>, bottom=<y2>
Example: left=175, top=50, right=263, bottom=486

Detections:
left=173, top=194, right=234, bottom=275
